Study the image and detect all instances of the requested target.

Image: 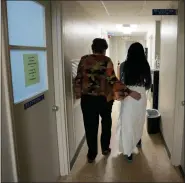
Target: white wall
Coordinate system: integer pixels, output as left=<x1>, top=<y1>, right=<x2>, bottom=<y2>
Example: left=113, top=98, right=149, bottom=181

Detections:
left=101, top=28, right=110, bottom=57
left=61, top=1, right=101, bottom=162
left=159, top=15, right=178, bottom=155
left=109, top=35, right=146, bottom=73
left=154, top=21, right=161, bottom=67
left=146, top=22, right=156, bottom=68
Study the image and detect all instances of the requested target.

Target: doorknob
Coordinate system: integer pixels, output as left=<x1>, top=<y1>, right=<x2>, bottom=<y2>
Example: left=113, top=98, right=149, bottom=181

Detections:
left=52, top=105, right=59, bottom=111
left=181, top=101, right=185, bottom=106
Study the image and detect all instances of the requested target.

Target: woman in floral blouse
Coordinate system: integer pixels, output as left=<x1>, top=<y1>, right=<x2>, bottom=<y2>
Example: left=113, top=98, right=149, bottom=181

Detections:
left=74, top=38, right=141, bottom=163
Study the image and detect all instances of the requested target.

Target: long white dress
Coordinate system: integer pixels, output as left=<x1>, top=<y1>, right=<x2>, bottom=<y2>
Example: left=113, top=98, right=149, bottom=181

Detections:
left=116, top=86, right=147, bottom=156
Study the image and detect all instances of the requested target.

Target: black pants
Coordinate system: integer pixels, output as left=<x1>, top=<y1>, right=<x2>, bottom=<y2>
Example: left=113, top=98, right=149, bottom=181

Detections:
left=81, top=95, right=114, bottom=158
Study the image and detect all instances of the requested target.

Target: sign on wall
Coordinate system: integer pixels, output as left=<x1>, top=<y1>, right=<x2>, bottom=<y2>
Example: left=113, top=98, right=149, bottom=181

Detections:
left=152, top=9, right=178, bottom=15
left=24, top=94, right=45, bottom=110
left=23, top=54, right=40, bottom=87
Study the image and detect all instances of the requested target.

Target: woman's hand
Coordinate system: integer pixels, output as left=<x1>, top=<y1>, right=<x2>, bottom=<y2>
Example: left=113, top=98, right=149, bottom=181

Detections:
left=129, top=91, right=141, bottom=100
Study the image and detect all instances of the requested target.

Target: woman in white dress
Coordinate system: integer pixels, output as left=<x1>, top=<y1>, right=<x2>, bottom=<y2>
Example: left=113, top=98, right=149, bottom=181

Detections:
left=117, top=42, right=151, bottom=162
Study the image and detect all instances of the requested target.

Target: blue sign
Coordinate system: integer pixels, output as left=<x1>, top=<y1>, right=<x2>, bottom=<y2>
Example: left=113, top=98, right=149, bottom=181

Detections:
left=152, top=9, right=178, bottom=15
left=24, top=94, right=45, bottom=110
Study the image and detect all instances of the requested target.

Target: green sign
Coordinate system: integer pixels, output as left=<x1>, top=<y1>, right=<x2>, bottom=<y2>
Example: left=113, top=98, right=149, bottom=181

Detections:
left=23, top=54, right=40, bottom=87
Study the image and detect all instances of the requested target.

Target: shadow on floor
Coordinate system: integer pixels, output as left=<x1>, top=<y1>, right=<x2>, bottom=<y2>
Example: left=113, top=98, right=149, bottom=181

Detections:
left=148, top=133, right=163, bottom=146
left=111, top=150, right=155, bottom=182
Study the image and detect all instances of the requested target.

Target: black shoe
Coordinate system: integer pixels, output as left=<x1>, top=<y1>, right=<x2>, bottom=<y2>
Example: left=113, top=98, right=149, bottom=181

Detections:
left=87, top=154, right=96, bottom=163
left=126, top=154, right=133, bottom=163
left=137, top=139, right=142, bottom=148
left=102, top=148, right=111, bottom=156
left=87, top=157, right=95, bottom=163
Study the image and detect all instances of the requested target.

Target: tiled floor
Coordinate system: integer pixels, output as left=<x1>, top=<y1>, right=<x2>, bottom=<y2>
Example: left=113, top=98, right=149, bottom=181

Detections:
left=62, top=101, right=183, bottom=182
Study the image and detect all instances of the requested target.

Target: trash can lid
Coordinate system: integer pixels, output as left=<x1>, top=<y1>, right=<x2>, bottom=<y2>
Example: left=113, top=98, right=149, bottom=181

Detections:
left=146, top=109, right=160, bottom=118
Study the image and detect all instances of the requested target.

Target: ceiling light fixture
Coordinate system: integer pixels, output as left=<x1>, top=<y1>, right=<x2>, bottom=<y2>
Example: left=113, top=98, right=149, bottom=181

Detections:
left=115, top=24, right=137, bottom=35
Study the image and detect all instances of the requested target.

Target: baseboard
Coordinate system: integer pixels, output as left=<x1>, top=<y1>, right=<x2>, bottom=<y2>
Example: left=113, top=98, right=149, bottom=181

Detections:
left=160, top=131, right=171, bottom=158
left=70, top=135, right=86, bottom=169
left=179, top=165, right=185, bottom=179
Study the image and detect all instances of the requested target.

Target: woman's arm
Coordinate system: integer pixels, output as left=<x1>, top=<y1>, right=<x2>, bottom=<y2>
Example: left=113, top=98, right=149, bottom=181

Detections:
left=106, top=59, right=131, bottom=98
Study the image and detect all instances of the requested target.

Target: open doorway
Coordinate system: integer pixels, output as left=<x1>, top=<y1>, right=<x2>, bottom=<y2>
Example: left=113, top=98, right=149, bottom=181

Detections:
left=62, top=1, right=183, bottom=181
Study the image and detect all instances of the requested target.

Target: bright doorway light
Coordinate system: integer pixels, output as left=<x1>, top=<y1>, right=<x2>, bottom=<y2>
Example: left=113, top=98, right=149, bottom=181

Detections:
left=130, top=24, right=138, bottom=28
left=123, top=30, right=132, bottom=34
left=122, top=27, right=132, bottom=34
left=116, top=24, right=123, bottom=30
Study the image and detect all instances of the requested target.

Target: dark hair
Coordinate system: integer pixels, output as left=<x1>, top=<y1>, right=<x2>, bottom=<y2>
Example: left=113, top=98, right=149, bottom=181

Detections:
left=91, top=38, right=108, bottom=54
left=122, top=42, right=151, bottom=89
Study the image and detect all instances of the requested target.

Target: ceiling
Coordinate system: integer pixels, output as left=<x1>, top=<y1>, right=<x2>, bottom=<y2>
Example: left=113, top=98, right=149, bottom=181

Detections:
left=77, top=1, right=178, bottom=36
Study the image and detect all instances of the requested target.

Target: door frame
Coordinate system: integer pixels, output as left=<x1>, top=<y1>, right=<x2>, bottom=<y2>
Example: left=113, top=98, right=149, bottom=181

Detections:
left=171, top=0, right=184, bottom=166
left=1, top=1, right=18, bottom=181
left=2, top=0, right=70, bottom=179
left=51, top=1, right=70, bottom=176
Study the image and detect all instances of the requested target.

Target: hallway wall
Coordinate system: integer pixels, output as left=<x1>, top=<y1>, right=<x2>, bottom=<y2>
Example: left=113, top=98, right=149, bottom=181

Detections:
left=109, top=36, right=146, bottom=73
left=154, top=21, right=161, bottom=68
left=159, top=15, right=178, bottom=155
left=61, top=1, right=101, bottom=162
left=146, top=23, right=156, bottom=69
left=101, top=28, right=110, bottom=57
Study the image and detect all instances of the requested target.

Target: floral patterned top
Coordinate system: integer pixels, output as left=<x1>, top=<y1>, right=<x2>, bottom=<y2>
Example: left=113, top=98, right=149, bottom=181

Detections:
left=74, top=54, right=131, bottom=101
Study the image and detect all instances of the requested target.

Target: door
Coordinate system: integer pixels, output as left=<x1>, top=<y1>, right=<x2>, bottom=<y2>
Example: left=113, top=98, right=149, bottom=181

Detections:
left=5, top=1, right=60, bottom=181
left=171, top=0, right=184, bottom=168
left=179, top=0, right=184, bottom=172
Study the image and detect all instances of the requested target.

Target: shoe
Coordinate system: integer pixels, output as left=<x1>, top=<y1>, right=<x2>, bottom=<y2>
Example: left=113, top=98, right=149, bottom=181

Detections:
left=87, top=157, right=95, bottom=163
left=136, top=139, right=142, bottom=148
left=87, top=154, right=96, bottom=163
left=102, top=148, right=111, bottom=156
left=126, top=154, right=133, bottom=163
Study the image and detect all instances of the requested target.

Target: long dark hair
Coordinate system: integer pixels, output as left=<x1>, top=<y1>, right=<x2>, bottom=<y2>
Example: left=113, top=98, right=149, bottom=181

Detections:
left=122, top=42, right=151, bottom=89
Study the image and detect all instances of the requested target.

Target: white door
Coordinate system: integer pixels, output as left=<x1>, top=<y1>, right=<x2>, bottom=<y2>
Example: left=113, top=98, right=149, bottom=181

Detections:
left=171, top=0, right=184, bottom=168
left=5, top=1, right=60, bottom=181
left=179, top=1, right=184, bottom=172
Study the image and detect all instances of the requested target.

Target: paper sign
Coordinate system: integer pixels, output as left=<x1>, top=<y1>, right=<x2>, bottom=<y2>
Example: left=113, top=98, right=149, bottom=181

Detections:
left=23, top=54, right=40, bottom=87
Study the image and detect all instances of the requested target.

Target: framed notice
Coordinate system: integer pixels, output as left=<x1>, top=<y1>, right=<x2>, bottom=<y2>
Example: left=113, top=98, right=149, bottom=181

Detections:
left=23, top=54, right=40, bottom=87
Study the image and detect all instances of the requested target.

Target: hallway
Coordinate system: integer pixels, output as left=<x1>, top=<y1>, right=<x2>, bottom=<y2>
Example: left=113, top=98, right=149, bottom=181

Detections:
left=62, top=102, right=183, bottom=182
left=2, top=1, right=184, bottom=182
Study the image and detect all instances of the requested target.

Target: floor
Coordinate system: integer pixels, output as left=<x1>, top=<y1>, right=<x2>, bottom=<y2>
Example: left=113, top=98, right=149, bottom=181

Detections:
left=62, top=101, right=184, bottom=182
